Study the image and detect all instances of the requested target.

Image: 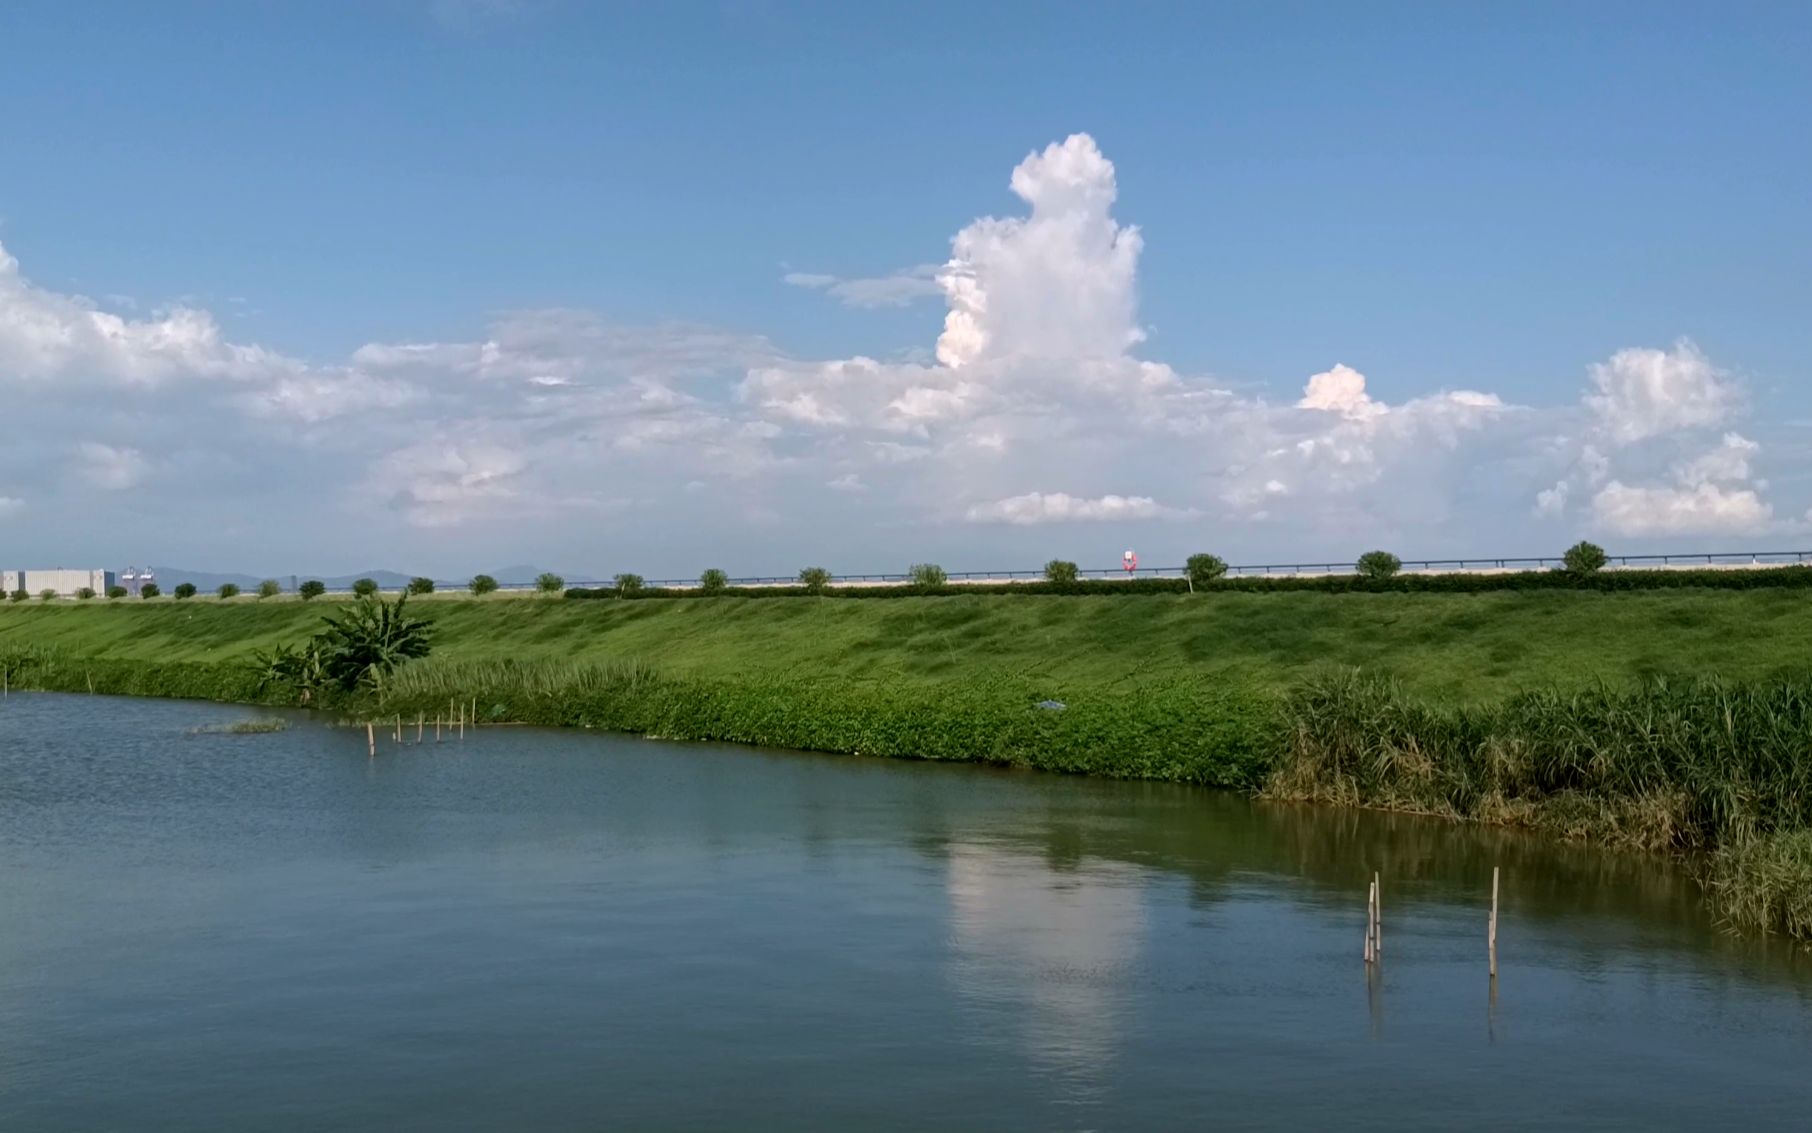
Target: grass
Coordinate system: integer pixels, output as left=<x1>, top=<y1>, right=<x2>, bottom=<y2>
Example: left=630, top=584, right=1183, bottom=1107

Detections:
left=1268, top=670, right=1812, bottom=938
left=5, top=587, right=1811, bottom=702
left=190, top=718, right=290, bottom=735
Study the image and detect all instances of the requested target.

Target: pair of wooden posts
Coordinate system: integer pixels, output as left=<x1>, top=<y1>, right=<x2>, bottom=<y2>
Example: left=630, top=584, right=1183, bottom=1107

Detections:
left=365, top=699, right=476, bottom=757
left=1365, top=865, right=1500, bottom=976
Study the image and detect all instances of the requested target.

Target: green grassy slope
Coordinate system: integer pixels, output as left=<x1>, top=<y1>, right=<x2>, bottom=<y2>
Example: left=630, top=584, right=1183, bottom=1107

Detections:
left=3, top=587, right=1809, bottom=701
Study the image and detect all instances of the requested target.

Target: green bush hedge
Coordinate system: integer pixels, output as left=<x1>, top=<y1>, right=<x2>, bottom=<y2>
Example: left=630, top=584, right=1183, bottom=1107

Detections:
left=567, top=564, right=1812, bottom=601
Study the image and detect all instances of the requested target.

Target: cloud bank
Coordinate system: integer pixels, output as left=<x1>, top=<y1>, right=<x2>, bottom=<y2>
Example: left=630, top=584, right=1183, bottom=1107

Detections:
left=0, top=133, right=1792, bottom=572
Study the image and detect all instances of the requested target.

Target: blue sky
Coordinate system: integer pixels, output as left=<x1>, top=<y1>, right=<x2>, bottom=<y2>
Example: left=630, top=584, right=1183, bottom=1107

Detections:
left=1, top=1, right=1808, bottom=576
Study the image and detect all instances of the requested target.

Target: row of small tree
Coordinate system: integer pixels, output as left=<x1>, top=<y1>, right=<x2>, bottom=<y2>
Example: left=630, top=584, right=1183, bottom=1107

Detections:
left=629, top=542, right=1614, bottom=593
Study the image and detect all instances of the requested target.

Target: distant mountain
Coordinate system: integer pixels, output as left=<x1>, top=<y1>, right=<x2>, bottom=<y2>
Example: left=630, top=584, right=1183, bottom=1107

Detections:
left=148, top=564, right=596, bottom=592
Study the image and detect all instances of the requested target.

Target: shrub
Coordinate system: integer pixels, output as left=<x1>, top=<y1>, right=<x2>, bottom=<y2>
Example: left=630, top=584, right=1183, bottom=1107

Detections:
left=39, top=589, right=58, bottom=602
left=8, top=588, right=27, bottom=602
left=798, top=566, right=832, bottom=594
left=173, top=582, right=198, bottom=600
left=1044, top=559, right=1080, bottom=585
left=1564, top=540, right=1609, bottom=576
left=218, top=583, right=241, bottom=599
left=139, top=583, right=161, bottom=599
left=258, top=579, right=281, bottom=599
left=909, top=563, right=948, bottom=589
left=469, top=574, right=499, bottom=596
left=107, top=586, right=128, bottom=599
left=407, top=577, right=436, bottom=595
left=699, top=568, right=729, bottom=594
left=1186, top=553, right=1229, bottom=587
left=1356, top=550, right=1402, bottom=580
left=614, top=573, right=645, bottom=596
left=536, top=572, right=565, bottom=594
left=77, top=587, right=96, bottom=600
left=298, top=580, right=327, bottom=601
left=352, top=578, right=379, bottom=598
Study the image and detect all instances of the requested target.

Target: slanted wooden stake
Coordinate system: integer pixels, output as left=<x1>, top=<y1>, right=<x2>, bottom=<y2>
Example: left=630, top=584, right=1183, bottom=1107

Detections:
left=435, top=717, right=441, bottom=742
left=366, top=721, right=376, bottom=758
left=1489, top=866, right=1500, bottom=978
left=417, top=713, right=424, bottom=743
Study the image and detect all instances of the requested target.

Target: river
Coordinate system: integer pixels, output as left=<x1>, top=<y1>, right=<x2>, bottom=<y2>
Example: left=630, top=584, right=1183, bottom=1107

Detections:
left=3, top=692, right=1810, bottom=1129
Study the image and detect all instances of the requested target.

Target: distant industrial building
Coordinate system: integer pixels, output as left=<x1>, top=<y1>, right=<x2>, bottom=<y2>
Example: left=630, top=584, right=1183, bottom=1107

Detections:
left=3, top=568, right=118, bottom=597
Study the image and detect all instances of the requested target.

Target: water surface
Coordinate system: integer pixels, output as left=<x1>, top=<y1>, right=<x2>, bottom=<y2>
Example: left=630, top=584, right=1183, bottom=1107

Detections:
left=3, top=693, right=1810, bottom=1130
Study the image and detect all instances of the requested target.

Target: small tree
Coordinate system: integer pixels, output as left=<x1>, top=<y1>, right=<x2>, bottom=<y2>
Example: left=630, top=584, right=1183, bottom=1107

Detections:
left=352, top=578, right=379, bottom=598
left=77, top=587, right=96, bottom=600
left=107, top=586, right=128, bottom=599
left=1044, top=559, right=1080, bottom=585
left=218, top=583, right=241, bottom=599
left=298, top=579, right=327, bottom=601
left=8, top=588, right=27, bottom=603
left=407, top=576, right=436, bottom=595
left=140, top=583, right=161, bottom=599
left=1185, top=553, right=1229, bottom=587
left=614, top=573, right=645, bottom=596
left=536, top=572, right=565, bottom=594
left=699, top=568, right=729, bottom=594
left=1356, top=550, right=1402, bottom=581
left=798, top=566, right=832, bottom=594
left=909, top=563, right=948, bottom=589
left=469, top=574, right=499, bottom=596
left=258, top=579, right=281, bottom=599
left=1563, top=540, right=1608, bottom=576
left=39, top=589, right=58, bottom=602
left=174, top=582, right=198, bottom=600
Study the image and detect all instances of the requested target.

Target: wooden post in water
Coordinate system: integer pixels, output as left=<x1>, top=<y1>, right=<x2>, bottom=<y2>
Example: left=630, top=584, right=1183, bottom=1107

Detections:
left=1489, top=866, right=1500, bottom=978
left=1374, top=871, right=1382, bottom=959
left=417, top=713, right=424, bottom=743
left=395, top=715, right=402, bottom=743
left=435, top=717, right=441, bottom=742
left=1364, top=879, right=1376, bottom=964
left=366, top=721, right=376, bottom=758
left=459, top=703, right=465, bottom=740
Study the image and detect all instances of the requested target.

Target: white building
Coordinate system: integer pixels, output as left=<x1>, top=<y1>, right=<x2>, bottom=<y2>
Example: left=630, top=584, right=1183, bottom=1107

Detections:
left=3, top=569, right=118, bottom=597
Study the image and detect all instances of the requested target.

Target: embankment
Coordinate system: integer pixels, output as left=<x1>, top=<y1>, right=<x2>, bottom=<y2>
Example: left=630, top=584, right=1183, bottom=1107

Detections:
left=5, top=588, right=1812, bottom=937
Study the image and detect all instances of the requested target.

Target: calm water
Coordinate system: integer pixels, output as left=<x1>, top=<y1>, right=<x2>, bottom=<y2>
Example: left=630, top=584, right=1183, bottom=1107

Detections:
left=3, top=694, right=1811, bottom=1130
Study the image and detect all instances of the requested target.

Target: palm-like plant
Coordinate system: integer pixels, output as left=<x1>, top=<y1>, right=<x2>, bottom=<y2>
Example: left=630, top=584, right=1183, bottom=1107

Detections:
left=251, top=642, right=329, bottom=704
left=313, top=593, right=435, bottom=691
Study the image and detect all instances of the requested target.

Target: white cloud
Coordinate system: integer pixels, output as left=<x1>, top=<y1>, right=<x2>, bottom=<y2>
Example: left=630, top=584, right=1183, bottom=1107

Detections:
left=74, top=442, right=149, bottom=491
left=374, top=442, right=529, bottom=528
left=1298, top=363, right=1385, bottom=420
left=0, top=133, right=1794, bottom=569
left=1585, top=340, right=1739, bottom=445
left=936, top=135, right=1145, bottom=369
left=0, top=496, right=22, bottom=517
left=965, top=492, right=1186, bottom=525
left=784, top=265, right=944, bottom=308
left=1591, top=481, right=1772, bottom=536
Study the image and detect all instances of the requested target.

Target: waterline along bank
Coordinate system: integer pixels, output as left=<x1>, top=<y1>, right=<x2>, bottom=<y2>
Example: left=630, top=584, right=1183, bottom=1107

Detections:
left=4, top=589, right=1812, bottom=941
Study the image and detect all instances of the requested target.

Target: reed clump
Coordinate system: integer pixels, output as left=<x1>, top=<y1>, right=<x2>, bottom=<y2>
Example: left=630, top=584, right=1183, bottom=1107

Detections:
left=1270, top=670, right=1812, bottom=938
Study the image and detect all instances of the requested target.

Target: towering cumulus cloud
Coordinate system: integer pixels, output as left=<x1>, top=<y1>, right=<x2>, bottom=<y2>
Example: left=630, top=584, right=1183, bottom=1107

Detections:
left=0, top=134, right=1792, bottom=566
left=936, top=135, right=1145, bottom=369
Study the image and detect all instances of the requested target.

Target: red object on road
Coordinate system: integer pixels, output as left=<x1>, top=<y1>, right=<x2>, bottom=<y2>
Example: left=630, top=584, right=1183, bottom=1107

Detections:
left=1123, top=550, right=1138, bottom=573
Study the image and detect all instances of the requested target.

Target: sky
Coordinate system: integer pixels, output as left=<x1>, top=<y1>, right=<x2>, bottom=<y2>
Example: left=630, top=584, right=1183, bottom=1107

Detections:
left=1, top=0, right=1808, bottom=578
